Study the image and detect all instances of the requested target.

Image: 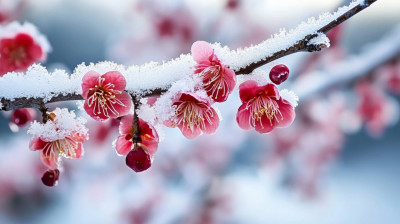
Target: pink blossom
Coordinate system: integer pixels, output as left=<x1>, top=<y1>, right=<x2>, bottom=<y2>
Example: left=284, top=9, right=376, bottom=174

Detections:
left=115, top=115, right=159, bottom=156
left=29, top=131, right=86, bottom=170
left=236, top=80, right=295, bottom=133
left=167, top=92, right=220, bottom=139
left=0, top=33, right=43, bottom=75
left=81, top=71, right=132, bottom=121
left=191, top=41, right=236, bottom=102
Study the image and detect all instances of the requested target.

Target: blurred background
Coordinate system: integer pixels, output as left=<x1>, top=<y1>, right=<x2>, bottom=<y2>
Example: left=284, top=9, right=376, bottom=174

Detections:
left=1, top=0, right=400, bottom=223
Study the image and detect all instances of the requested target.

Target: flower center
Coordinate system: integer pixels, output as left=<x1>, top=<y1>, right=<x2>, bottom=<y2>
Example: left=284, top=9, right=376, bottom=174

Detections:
left=175, top=101, right=214, bottom=132
left=246, top=95, right=283, bottom=129
left=87, top=77, right=126, bottom=117
left=198, top=61, right=229, bottom=99
left=42, top=137, right=78, bottom=164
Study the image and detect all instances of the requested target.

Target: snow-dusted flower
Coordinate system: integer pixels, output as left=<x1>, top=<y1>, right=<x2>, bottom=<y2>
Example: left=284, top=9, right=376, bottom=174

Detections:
left=0, top=33, right=43, bottom=75
left=236, top=80, right=296, bottom=133
left=167, top=92, right=220, bottom=139
left=191, top=41, right=236, bottom=102
left=28, top=108, right=88, bottom=170
left=81, top=71, right=132, bottom=121
left=115, top=114, right=159, bottom=156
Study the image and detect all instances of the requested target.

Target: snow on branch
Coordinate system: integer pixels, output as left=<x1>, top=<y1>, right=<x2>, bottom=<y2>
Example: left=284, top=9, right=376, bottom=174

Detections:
left=0, top=0, right=378, bottom=111
left=294, top=25, right=400, bottom=100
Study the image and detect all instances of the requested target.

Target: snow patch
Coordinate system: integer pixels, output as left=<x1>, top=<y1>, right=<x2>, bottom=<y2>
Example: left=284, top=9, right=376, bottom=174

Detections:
left=28, top=108, right=88, bottom=142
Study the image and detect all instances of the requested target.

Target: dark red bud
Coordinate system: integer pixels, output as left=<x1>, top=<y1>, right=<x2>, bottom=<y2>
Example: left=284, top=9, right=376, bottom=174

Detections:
left=269, top=64, right=289, bottom=85
left=126, top=144, right=152, bottom=172
left=41, top=169, right=60, bottom=187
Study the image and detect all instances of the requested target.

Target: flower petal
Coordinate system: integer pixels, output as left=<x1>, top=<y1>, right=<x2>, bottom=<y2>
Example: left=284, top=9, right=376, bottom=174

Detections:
left=41, top=147, right=59, bottom=170
left=236, top=104, right=252, bottom=130
left=202, top=107, right=219, bottom=135
left=81, top=71, right=101, bottom=99
left=254, top=117, right=275, bottom=133
left=239, top=80, right=260, bottom=103
left=276, top=99, right=295, bottom=128
left=115, top=135, right=132, bottom=156
left=191, top=41, right=213, bottom=63
left=108, top=91, right=132, bottom=118
left=29, top=137, right=47, bottom=151
left=179, top=124, right=202, bottom=139
left=119, top=114, right=133, bottom=135
left=102, top=71, right=127, bottom=91
left=84, top=99, right=108, bottom=121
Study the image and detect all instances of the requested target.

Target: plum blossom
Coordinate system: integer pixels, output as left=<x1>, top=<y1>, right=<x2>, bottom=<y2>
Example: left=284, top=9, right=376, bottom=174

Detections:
left=0, top=33, right=44, bottom=75
left=167, top=92, right=220, bottom=139
left=356, top=80, right=399, bottom=137
left=81, top=71, right=132, bottom=121
left=236, top=80, right=296, bottom=133
left=191, top=41, right=236, bottom=102
left=115, top=115, right=159, bottom=156
left=28, top=108, right=88, bottom=170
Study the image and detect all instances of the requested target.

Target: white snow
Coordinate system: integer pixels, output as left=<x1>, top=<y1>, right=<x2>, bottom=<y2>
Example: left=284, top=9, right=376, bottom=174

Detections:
left=280, top=89, right=299, bottom=108
left=28, top=108, right=88, bottom=142
left=308, top=33, right=330, bottom=48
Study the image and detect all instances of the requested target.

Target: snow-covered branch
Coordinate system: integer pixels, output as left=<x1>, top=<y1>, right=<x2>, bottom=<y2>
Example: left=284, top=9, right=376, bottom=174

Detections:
left=0, top=0, right=378, bottom=111
left=294, top=25, right=400, bottom=100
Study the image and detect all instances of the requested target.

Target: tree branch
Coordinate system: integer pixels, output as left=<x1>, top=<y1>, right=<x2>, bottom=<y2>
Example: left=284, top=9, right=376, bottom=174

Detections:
left=0, top=0, right=378, bottom=111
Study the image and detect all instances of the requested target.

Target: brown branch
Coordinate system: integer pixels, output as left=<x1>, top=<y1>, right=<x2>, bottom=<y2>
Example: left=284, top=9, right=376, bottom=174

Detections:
left=0, top=0, right=378, bottom=111
left=39, top=103, right=49, bottom=123
left=131, top=95, right=142, bottom=144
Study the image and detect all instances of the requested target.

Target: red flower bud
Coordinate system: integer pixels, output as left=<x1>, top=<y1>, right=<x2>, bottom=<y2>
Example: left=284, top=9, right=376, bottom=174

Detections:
left=269, top=64, right=289, bottom=85
left=125, top=144, right=152, bottom=172
left=41, top=169, right=60, bottom=187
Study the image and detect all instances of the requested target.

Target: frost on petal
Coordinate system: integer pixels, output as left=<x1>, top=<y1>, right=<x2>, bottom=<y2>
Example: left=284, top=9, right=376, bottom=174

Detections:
left=191, top=41, right=214, bottom=63
left=280, top=89, right=299, bottom=108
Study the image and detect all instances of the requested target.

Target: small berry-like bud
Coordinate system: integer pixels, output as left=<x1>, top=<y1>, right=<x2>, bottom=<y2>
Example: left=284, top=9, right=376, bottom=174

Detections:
left=125, top=144, right=152, bottom=172
left=269, top=64, right=289, bottom=85
left=9, top=108, right=36, bottom=132
left=41, top=169, right=60, bottom=187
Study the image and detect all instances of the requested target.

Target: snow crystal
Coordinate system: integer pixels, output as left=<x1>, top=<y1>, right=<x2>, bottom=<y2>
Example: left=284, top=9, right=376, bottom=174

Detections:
left=308, top=33, right=330, bottom=48
left=280, top=89, right=299, bottom=108
left=28, top=108, right=88, bottom=142
left=0, top=21, right=52, bottom=56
